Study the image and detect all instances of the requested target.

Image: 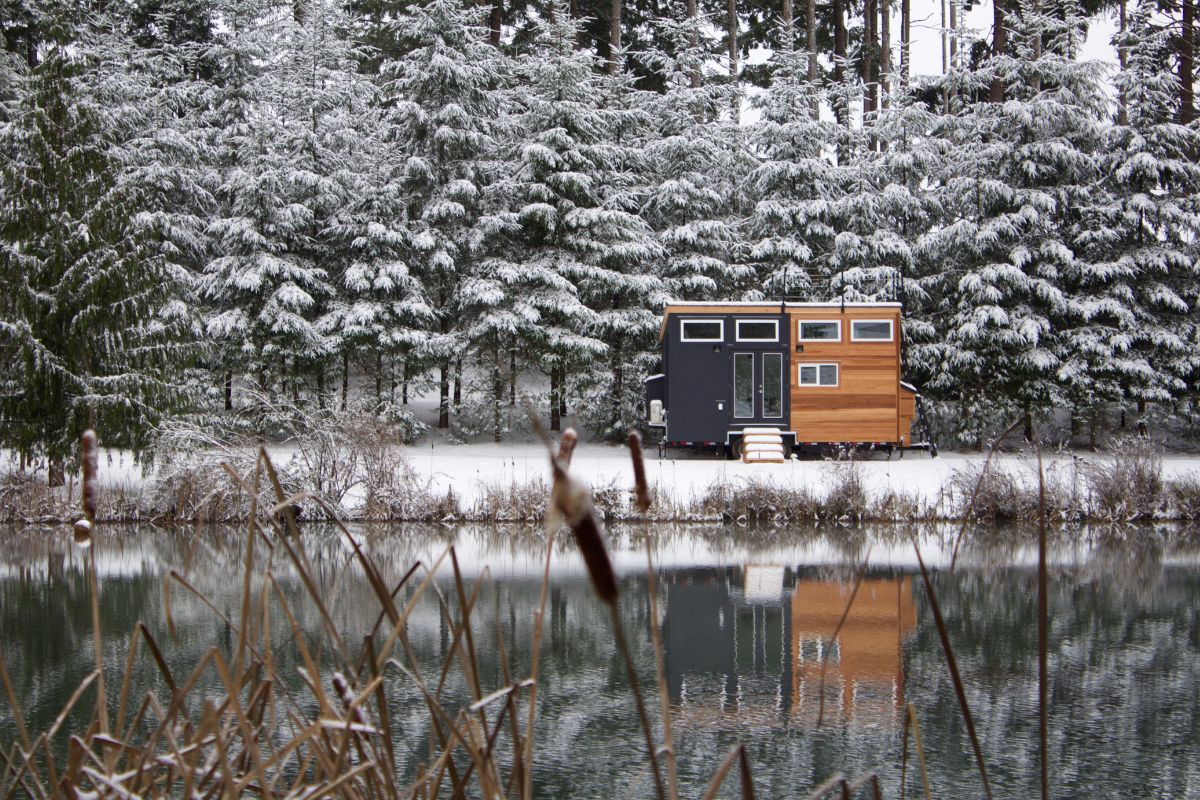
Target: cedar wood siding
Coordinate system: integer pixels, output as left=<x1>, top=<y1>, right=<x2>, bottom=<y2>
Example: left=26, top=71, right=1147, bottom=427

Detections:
left=789, top=307, right=907, bottom=444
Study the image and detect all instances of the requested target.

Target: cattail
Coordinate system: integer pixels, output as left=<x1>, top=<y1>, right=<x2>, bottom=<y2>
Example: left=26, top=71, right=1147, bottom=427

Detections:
left=557, top=428, right=578, bottom=468
left=72, top=518, right=93, bottom=545
left=550, top=457, right=618, bottom=605
left=81, top=429, right=99, bottom=524
left=627, top=431, right=651, bottom=514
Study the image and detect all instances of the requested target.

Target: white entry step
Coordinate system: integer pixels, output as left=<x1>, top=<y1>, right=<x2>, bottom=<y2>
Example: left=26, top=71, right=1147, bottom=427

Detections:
left=740, top=427, right=786, bottom=463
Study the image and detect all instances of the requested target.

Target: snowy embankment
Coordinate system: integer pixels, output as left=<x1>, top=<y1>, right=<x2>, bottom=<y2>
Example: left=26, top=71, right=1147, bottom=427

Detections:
left=5, top=433, right=1200, bottom=524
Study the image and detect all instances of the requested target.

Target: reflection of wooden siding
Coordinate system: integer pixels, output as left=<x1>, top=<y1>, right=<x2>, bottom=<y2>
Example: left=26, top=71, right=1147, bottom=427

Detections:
left=788, top=308, right=909, bottom=444
left=790, top=578, right=916, bottom=724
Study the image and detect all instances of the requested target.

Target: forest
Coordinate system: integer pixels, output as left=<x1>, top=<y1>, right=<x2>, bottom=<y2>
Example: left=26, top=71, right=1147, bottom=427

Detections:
left=2, top=0, right=1199, bottom=480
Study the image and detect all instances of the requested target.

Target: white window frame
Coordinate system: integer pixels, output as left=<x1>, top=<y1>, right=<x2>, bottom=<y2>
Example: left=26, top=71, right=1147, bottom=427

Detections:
left=797, top=363, right=839, bottom=387
left=797, top=319, right=843, bottom=343
left=735, top=319, right=779, bottom=342
left=680, top=318, right=724, bottom=342
left=850, top=319, right=894, bottom=342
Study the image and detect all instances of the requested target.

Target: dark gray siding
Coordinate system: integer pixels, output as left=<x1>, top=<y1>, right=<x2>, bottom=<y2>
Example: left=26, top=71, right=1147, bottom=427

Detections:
left=661, top=312, right=790, bottom=443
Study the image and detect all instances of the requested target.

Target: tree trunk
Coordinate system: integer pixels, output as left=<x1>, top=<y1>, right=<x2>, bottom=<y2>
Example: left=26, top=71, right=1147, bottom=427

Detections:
left=1182, top=0, right=1195, bottom=124
left=341, top=352, right=349, bottom=412
left=804, top=0, right=817, bottom=84
left=489, top=0, right=502, bottom=47
left=1137, top=399, right=1148, bottom=436
left=608, top=0, right=621, bottom=73
left=900, top=0, right=910, bottom=89
left=612, top=345, right=624, bottom=434
left=1023, top=407, right=1034, bottom=443
left=940, top=0, right=948, bottom=111
left=948, top=0, right=958, bottom=71
left=864, top=0, right=876, bottom=116
left=224, top=372, right=233, bottom=411
left=783, top=0, right=793, bottom=44
left=453, top=359, right=462, bottom=408
left=689, top=0, right=702, bottom=93
left=989, top=0, right=1006, bottom=102
left=1117, top=0, right=1127, bottom=124
left=834, top=0, right=847, bottom=125
left=402, top=359, right=410, bottom=405
left=509, top=349, right=517, bottom=405
left=728, top=0, right=739, bottom=121
left=880, top=0, right=891, bottom=108
left=375, top=352, right=383, bottom=402
left=492, top=350, right=503, bottom=443
left=559, top=367, right=567, bottom=416
left=550, top=366, right=561, bottom=432
left=438, top=363, right=450, bottom=429
left=48, top=458, right=65, bottom=488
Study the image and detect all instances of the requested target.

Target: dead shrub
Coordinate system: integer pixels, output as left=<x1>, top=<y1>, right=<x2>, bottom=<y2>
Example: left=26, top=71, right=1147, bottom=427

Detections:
left=1166, top=471, right=1200, bottom=519
left=1083, top=437, right=1164, bottom=521
left=821, top=460, right=869, bottom=522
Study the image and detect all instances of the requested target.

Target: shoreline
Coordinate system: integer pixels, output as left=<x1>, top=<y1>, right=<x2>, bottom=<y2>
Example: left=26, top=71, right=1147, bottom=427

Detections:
left=4, top=439, right=1200, bottom=525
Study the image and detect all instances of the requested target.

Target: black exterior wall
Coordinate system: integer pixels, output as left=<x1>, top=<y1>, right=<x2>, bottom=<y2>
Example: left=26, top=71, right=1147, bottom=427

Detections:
left=653, top=311, right=791, bottom=444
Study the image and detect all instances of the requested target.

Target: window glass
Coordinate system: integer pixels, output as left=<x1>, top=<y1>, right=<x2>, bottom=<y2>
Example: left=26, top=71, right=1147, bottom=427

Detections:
left=798, top=364, right=838, bottom=386
left=763, top=353, right=783, bottom=417
left=734, top=354, right=754, bottom=417
left=851, top=320, right=893, bottom=341
left=799, top=321, right=840, bottom=341
left=681, top=320, right=723, bottom=341
left=736, top=320, right=778, bottom=341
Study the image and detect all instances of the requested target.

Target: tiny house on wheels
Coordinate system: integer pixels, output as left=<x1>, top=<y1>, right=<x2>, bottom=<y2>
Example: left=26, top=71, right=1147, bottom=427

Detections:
left=644, top=302, right=933, bottom=461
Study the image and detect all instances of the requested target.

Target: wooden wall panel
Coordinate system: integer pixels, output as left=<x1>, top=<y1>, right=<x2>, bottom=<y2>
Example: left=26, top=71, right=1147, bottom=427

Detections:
left=787, top=308, right=904, bottom=443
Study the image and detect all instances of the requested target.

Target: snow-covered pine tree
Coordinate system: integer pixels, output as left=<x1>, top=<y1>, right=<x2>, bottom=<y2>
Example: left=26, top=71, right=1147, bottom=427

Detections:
left=0, top=7, right=192, bottom=483
left=640, top=10, right=754, bottom=302
left=378, top=0, right=508, bottom=430
left=196, top=0, right=335, bottom=412
left=272, top=0, right=384, bottom=408
left=1084, top=0, right=1200, bottom=433
left=916, top=0, right=1108, bottom=443
left=743, top=17, right=843, bottom=300
left=501, top=4, right=664, bottom=437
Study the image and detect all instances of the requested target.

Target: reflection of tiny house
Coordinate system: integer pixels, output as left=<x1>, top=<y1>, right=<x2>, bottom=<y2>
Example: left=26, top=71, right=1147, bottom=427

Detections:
left=644, top=301, right=930, bottom=458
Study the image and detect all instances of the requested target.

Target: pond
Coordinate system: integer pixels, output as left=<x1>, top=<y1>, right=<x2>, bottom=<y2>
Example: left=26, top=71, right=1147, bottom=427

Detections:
left=1, top=524, right=1198, bottom=798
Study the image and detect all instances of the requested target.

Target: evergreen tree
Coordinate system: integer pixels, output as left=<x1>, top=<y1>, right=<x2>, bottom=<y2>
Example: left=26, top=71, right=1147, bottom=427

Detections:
left=1085, top=0, right=1200, bottom=431
left=378, top=0, right=508, bottom=429
left=743, top=19, right=843, bottom=299
left=642, top=10, right=754, bottom=302
left=0, top=8, right=191, bottom=483
left=501, top=5, right=663, bottom=437
left=196, top=0, right=335, bottom=409
left=916, top=0, right=1109, bottom=441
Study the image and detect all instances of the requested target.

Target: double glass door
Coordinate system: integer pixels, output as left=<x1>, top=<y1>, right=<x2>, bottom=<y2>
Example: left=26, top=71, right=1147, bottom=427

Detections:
left=733, top=351, right=784, bottom=422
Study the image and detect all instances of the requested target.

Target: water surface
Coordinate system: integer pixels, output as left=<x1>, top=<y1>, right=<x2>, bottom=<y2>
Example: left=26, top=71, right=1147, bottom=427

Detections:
left=1, top=524, right=1198, bottom=798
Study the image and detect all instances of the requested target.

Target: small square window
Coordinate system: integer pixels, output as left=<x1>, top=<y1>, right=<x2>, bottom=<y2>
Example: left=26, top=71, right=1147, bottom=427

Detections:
left=680, top=319, right=723, bottom=342
left=735, top=320, right=778, bottom=342
left=850, top=320, right=894, bottom=341
left=798, top=363, right=839, bottom=387
left=799, top=320, right=841, bottom=341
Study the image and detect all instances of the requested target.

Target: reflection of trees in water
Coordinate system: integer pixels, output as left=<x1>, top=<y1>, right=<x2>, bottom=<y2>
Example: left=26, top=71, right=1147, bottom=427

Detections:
left=907, top=555, right=1200, bottom=799
left=1, top=523, right=1198, bottom=798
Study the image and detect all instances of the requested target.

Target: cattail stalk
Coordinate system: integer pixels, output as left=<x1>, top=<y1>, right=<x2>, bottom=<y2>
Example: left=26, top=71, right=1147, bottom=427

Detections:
left=549, top=443, right=665, bottom=800
left=628, top=431, right=651, bottom=514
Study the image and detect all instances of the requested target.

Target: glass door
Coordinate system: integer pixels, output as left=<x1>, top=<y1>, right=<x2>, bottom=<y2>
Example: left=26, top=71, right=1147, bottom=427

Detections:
left=733, top=352, right=785, bottom=422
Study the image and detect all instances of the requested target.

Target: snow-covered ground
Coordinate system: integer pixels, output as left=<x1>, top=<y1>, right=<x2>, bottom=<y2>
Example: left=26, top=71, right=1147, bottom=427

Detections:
left=404, top=435, right=1200, bottom=507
